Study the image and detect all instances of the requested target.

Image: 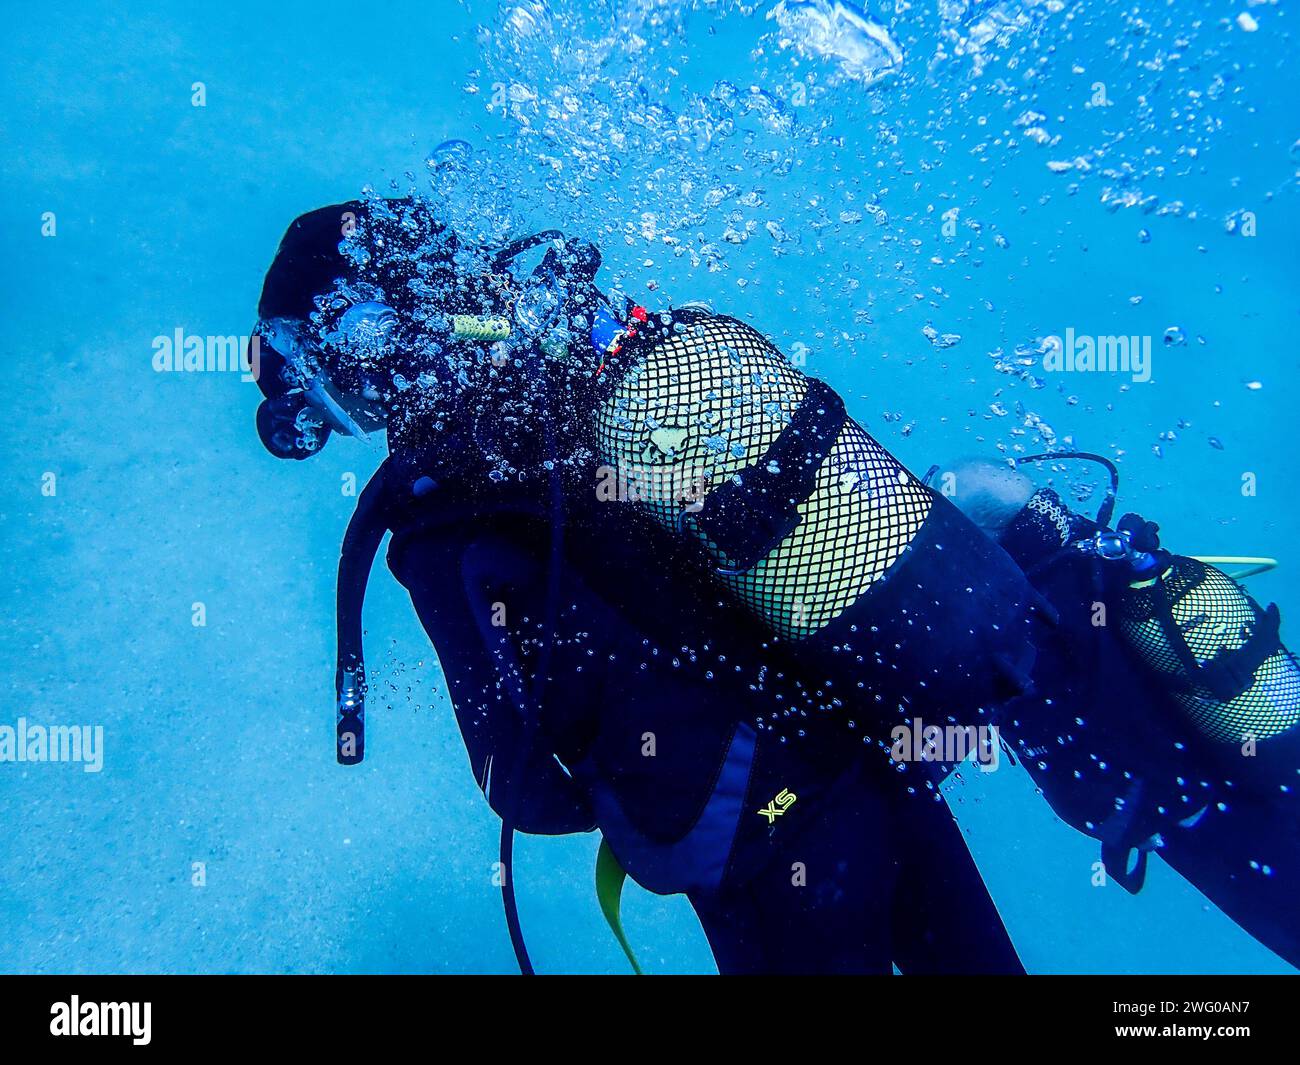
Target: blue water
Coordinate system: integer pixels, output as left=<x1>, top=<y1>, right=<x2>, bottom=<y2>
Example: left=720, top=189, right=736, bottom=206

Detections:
left=2, top=0, right=1296, bottom=973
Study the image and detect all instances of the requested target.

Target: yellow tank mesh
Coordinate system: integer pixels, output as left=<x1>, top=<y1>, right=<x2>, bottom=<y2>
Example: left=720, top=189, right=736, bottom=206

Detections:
left=1121, top=558, right=1300, bottom=743
left=594, top=313, right=932, bottom=640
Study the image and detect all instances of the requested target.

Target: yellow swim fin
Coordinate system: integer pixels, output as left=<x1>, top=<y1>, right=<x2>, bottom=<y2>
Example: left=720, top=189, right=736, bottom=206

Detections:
left=596, top=837, right=644, bottom=975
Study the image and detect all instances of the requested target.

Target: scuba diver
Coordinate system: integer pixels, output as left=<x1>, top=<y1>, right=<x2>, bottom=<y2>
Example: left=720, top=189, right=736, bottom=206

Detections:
left=249, top=196, right=1300, bottom=974
left=952, top=457, right=1300, bottom=965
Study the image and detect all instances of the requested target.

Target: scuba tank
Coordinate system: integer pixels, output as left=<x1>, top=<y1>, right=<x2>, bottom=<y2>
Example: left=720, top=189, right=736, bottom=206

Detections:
left=1116, top=551, right=1300, bottom=795
left=997, top=465, right=1300, bottom=891
left=591, top=309, right=1048, bottom=726
left=1027, top=493, right=1300, bottom=798
left=999, top=465, right=1300, bottom=797
left=594, top=310, right=933, bottom=640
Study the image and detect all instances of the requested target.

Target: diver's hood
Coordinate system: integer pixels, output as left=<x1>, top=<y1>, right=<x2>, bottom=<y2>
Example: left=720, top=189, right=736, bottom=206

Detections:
left=250, top=198, right=605, bottom=461
left=253, top=201, right=423, bottom=459
left=251, top=198, right=482, bottom=460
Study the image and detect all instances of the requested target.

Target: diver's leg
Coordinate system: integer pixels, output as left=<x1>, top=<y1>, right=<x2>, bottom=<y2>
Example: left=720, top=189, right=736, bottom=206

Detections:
left=688, top=764, right=900, bottom=975
left=688, top=885, right=773, bottom=975
left=888, top=787, right=1026, bottom=975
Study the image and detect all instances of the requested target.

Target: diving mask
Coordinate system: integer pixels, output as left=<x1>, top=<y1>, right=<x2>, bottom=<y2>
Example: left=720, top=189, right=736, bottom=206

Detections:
left=261, top=302, right=399, bottom=441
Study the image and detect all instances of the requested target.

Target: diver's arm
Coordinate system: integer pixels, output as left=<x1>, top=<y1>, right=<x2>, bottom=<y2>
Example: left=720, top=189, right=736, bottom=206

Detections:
left=396, top=524, right=596, bottom=834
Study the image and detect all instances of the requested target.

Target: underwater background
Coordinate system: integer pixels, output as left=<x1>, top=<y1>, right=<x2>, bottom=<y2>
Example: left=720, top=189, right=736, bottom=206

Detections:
left=1, top=0, right=1296, bottom=974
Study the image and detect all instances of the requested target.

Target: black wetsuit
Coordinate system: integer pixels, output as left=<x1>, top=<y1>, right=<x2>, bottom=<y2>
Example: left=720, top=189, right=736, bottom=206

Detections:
left=376, top=439, right=1024, bottom=974
left=689, top=757, right=1023, bottom=974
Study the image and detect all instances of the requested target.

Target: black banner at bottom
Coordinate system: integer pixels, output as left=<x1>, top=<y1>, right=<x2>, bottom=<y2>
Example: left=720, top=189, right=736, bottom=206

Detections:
left=0, top=974, right=1288, bottom=1050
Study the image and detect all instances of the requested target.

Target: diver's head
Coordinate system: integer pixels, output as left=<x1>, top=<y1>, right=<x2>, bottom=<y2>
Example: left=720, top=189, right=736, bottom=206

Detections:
left=252, top=202, right=370, bottom=458
left=946, top=457, right=1036, bottom=538
left=259, top=309, right=393, bottom=438
left=251, top=197, right=610, bottom=464
left=251, top=201, right=435, bottom=459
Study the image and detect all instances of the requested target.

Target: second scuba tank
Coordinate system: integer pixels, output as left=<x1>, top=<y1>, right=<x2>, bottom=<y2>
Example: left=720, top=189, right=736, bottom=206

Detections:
left=1117, top=554, right=1300, bottom=792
